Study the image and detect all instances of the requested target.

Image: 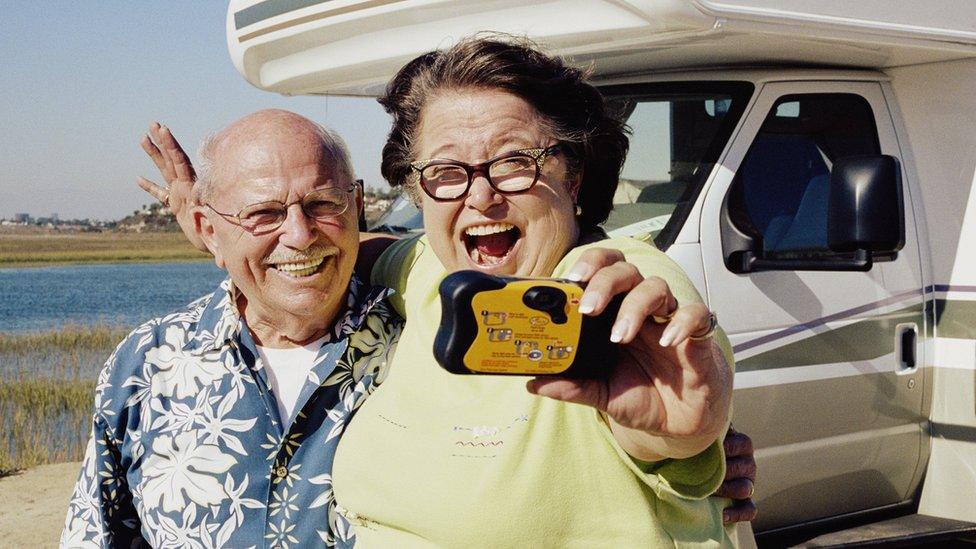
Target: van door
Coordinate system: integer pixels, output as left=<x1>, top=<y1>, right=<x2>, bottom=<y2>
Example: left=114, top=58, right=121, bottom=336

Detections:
left=698, top=81, right=926, bottom=531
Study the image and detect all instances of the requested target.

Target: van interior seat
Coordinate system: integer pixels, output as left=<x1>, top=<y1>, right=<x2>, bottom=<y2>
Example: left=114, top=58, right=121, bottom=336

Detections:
left=736, top=135, right=830, bottom=252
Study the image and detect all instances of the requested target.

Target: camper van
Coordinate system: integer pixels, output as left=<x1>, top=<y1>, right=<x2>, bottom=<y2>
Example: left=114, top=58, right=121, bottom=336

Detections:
left=225, top=0, right=976, bottom=545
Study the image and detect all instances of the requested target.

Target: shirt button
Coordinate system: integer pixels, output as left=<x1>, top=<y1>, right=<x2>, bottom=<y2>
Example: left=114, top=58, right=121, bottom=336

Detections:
left=275, top=466, right=288, bottom=479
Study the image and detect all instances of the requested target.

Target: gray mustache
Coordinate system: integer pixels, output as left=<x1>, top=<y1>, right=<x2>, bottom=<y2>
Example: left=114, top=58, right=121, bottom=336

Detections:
left=263, top=244, right=339, bottom=265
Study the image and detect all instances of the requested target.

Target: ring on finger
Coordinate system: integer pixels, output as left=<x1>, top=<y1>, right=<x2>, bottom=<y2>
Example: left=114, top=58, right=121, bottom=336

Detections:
left=162, top=193, right=171, bottom=208
left=689, top=312, right=718, bottom=341
left=652, top=298, right=679, bottom=324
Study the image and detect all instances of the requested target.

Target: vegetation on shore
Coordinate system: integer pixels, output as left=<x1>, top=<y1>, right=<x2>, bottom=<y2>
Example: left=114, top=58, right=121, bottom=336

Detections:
left=0, top=231, right=208, bottom=268
left=0, top=325, right=123, bottom=476
left=0, top=325, right=130, bottom=355
left=0, top=378, right=94, bottom=477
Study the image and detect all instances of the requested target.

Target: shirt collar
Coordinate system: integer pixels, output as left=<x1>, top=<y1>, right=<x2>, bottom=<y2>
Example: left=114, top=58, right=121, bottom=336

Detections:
left=183, top=274, right=393, bottom=354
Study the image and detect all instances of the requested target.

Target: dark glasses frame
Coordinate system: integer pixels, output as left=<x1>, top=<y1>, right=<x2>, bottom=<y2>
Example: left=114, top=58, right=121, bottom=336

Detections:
left=409, top=145, right=563, bottom=202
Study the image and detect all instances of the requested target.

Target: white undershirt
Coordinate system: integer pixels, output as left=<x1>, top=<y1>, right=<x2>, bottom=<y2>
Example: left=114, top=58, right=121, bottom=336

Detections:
left=256, top=335, right=328, bottom=426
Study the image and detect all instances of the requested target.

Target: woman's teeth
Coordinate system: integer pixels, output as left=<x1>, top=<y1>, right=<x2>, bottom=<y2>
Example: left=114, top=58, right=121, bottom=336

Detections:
left=464, top=222, right=515, bottom=236
left=274, top=257, right=325, bottom=277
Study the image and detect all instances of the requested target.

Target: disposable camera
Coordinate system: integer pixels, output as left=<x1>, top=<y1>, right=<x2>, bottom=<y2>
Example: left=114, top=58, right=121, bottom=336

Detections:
left=434, top=270, right=621, bottom=377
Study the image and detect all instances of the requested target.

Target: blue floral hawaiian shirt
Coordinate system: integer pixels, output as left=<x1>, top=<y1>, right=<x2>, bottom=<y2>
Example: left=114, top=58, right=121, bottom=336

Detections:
left=61, top=275, right=402, bottom=548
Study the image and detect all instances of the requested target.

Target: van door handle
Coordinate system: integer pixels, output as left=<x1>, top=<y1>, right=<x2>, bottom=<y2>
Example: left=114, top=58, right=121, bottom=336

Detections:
left=897, top=324, right=917, bottom=370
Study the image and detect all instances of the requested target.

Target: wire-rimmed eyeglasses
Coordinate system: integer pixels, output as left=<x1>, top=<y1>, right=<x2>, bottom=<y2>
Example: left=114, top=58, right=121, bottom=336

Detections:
left=206, top=186, right=356, bottom=233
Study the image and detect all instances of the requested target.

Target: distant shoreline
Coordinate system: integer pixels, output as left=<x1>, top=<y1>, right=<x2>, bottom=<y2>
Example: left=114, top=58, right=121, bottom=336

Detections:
left=0, top=256, right=211, bottom=269
left=0, top=230, right=210, bottom=269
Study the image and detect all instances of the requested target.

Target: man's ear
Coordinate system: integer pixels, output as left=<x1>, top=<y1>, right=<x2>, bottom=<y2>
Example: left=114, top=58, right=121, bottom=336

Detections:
left=194, top=207, right=225, bottom=269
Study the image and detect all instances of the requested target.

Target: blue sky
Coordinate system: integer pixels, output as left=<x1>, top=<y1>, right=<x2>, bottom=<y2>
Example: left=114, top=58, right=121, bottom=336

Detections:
left=1, top=2, right=391, bottom=221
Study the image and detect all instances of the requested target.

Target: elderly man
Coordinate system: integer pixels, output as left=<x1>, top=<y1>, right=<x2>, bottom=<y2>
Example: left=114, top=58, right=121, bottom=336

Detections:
left=62, top=110, right=402, bottom=547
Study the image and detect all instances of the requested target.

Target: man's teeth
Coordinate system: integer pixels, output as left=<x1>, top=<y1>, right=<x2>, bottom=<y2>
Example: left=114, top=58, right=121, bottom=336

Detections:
left=274, top=257, right=325, bottom=277
left=464, top=222, right=515, bottom=236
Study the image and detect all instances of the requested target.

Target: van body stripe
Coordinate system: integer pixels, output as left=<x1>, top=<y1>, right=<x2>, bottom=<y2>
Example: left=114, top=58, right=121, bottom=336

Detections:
left=235, top=0, right=334, bottom=30
left=732, top=288, right=922, bottom=354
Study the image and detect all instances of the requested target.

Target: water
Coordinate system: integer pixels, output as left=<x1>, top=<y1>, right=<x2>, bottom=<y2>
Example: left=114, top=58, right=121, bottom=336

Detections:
left=0, top=262, right=226, bottom=333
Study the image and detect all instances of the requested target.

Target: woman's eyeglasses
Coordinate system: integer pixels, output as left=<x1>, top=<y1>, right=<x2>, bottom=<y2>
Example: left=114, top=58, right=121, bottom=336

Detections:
left=409, top=145, right=563, bottom=201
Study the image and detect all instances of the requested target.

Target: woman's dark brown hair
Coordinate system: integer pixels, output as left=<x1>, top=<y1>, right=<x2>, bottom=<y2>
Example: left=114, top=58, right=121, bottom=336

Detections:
left=378, top=35, right=629, bottom=232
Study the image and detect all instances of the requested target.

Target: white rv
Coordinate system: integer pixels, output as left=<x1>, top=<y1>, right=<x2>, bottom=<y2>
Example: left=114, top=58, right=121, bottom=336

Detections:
left=226, top=0, right=976, bottom=544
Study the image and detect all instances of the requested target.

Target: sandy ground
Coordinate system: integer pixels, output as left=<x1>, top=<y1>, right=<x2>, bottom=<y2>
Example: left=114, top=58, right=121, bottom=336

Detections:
left=0, top=462, right=79, bottom=547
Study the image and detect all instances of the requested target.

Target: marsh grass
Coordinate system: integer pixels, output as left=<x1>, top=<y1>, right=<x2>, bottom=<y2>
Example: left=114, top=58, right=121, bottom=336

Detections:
left=0, top=325, right=122, bottom=475
left=0, top=378, right=94, bottom=477
left=0, top=232, right=208, bottom=267
left=0, top=325, right=129, bottom=355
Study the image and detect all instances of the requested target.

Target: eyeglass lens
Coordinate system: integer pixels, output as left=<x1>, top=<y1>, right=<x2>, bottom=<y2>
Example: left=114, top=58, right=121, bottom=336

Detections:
left=421, top=155, right=539, bottom=200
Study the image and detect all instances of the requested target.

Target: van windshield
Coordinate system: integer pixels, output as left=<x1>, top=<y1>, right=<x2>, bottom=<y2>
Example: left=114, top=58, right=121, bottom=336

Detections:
left=602, top=82, right=753, bottom=249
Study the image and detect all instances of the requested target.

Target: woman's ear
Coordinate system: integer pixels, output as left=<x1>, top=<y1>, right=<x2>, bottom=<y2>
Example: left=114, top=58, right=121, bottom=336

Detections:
left=569, top=170, right=583, bottom=203
left=195, top=207, right=225, bottom=269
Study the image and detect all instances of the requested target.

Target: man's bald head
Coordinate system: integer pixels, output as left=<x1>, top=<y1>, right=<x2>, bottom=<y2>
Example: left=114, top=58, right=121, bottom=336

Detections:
left=196, top=109, right=356, bottom=204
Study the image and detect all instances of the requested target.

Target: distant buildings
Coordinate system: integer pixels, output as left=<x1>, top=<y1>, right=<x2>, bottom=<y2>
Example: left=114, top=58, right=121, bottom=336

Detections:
left=0, top=212, right=111, bottom=231
left=2, top=189, right=402, bottom=232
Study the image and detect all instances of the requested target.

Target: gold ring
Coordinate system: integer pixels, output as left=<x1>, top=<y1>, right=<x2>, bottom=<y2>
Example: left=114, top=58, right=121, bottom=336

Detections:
left=747, top=480, right=755, bottom=498
left=689, top=312, right=717, bottom=341
left=162, top=194, right=171, bottom=208
left=652, top=299, right=678, bottom=324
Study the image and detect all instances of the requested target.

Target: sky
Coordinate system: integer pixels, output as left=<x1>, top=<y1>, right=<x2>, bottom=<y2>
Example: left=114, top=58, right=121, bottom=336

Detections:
left=0, top=2, right=392, bottom=221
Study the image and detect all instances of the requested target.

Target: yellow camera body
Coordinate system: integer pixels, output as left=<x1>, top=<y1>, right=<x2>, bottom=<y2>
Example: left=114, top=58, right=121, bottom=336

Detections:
left=434, top=271, right=621, bottom=377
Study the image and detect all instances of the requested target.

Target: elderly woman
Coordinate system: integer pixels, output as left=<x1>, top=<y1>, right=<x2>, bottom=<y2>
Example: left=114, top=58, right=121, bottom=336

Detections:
left=140, top=37, right=756, bottom=546
left=331, top=37, right=734, bottom=547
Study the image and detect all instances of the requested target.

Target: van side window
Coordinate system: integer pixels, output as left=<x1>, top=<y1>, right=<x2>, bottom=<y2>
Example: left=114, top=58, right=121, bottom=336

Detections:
left=728, top=94, right=881, bottom=256
left=602, top=82, right=753, bottom=248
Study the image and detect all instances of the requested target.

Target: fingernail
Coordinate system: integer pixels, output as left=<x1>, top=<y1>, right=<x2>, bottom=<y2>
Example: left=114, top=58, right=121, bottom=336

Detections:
left=659, top=325, right=677, bottom=347
left=578, top=293, right=599, bottom=314
left=565, top=265, right=590, bottom=282
left=610, top=319, right=630, bottom=343
left=723, top=512, right=731, bottom=523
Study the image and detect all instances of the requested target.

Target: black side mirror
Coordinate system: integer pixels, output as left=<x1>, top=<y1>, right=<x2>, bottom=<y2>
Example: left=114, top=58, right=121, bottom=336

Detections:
left=721, top=154, right=904, bottom=273
left=828, top=155, right=904, bottom=254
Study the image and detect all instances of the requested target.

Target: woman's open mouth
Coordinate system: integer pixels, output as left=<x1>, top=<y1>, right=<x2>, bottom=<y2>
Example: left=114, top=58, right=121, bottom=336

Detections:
left=463, top=222, right=521, bottom=267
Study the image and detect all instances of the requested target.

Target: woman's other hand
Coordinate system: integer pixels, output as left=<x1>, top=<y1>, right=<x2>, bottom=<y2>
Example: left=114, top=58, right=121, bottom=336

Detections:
left=137, top=122, right=207, bottom=252
left=527, top=247, right=733, bottom=462
left=717, top=428, right=758, bottom=523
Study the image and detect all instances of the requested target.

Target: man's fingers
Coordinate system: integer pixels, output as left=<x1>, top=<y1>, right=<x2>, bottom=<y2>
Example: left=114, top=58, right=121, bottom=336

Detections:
left=715, top=477, right=755, bottom=500
left=724, top=431, right=755, bottom=458
left=723, top=499, right=758, bottom=524
left=564, top=248, right=626, bottom=283
left=140, top=133, right=162, bottom=161
left=137, top=176, right=169, bottom=203
left=723, top=456, right=757, bottom=483
left=158, top=125, right=196, bottom=181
